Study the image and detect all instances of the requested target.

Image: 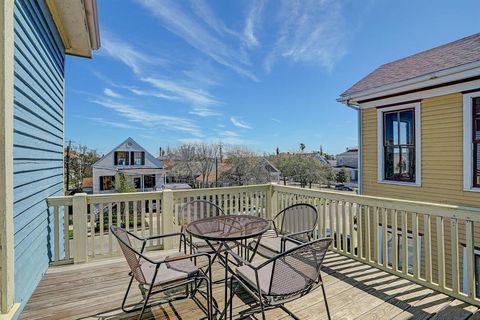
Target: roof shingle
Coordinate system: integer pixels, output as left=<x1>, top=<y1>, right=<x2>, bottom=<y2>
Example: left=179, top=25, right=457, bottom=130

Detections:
left=341, top=33, right=480, bottom=97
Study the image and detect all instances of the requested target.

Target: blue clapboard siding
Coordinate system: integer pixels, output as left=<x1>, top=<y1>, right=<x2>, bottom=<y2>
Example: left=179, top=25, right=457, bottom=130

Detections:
left=12, top=0, right=65, bottom=314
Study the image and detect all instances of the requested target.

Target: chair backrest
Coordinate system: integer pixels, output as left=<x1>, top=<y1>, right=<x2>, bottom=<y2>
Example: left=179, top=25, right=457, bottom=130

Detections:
left=111, top=225, right=148, bottom=284
left=275, top=203, right=318, bottom=237
left=177, top=200, right=225, bottom=226
left=267, top=237, right=332, bottom=300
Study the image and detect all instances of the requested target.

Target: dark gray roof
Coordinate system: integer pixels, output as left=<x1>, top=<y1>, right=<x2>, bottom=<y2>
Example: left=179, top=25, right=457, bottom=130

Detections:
left=341, top=33, right=480, bottom=97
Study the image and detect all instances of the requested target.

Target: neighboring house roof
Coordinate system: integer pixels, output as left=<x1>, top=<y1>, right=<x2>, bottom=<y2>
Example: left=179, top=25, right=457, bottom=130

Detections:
left=340, top=33, right=480, bottom=99
left=82, top=177, right=93, bottom=188
left=93, top=137, right=162, bottom=170
left=46, top=0, right=100, bottom=57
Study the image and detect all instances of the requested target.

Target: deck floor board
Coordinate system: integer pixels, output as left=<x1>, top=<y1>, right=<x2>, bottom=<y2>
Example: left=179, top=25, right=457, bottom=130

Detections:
left=21, top=251, right=479, bottom=320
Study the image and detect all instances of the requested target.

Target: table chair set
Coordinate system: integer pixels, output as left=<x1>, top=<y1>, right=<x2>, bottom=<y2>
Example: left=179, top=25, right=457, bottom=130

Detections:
left=111, top=200, right=332, bottom=320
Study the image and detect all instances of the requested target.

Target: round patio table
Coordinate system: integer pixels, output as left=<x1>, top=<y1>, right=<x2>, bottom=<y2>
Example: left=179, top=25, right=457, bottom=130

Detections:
left=186, top=215, right=269, bottom=319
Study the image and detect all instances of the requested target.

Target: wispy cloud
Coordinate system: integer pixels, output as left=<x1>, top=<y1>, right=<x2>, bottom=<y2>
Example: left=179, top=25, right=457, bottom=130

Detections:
left=243, top=0, right=265, bottom=48
left=270, top=118, right=281, bottom=123
left=141, top=77, right=221, bottom=116
left=264, top=0, right=347, bottom=72
left=135, top=0, right=258, bottom=81
left=230, top=116, right=252, bottom=129
left=101, top=31, right=166, bottom=74
left=82, top=116, right=139, bottom=129
left=92, top=99, right=203, bottom=137
left=104, top=88, right=122, bottom=98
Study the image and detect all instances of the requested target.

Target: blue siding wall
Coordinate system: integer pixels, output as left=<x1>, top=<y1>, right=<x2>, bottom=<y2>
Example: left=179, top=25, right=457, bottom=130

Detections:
left=13, top=0, right=64, bottom=313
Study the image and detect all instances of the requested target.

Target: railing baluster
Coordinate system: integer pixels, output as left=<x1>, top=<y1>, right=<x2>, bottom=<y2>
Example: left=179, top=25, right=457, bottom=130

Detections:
left=133, top=201, right=138, bottom=236
left=148, top=199, right=153, bottom=245
left=366, top=205, right=371, bottom=262
left=436, top=216, right=445, bottom=288
left=342, top=201, right=347, bottom=253
left=108, top=203, right=113, bottom=255
left=53, top=205, right=59, bottom=261
left=451, top=218, right=459, bottom=294
left=424, top=214, right=432, bottom=283
left=64, top=206, right=70, bottom=260
left=156, top=197, right=161, bottom=247
left=382, top=208, right=388, bottom=268
left=90, top=203, right=95, bottom=257
left=465, top=220, right=475, bottom=298
left=402, top=211, right=408, bottom=275
left=412, top=212, right=419, bottom=279
left=392, top=209, right=398, bottom=272
left=141, top=200, right=146, bottom=238
left=335, top=201, right=341, bottom=251
left=125, top=201, right=130, bottom=233
left=99, top=202, right=104, bottom=255
left=349, top=202, right=354, bottom=256
left=357, top=205, right=363, bottom=259
left=373, top=206, right=379, bottom=264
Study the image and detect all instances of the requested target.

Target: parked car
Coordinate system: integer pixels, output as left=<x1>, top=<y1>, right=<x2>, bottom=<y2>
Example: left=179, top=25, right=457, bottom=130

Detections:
left=335, top=184, right=354, bottom=191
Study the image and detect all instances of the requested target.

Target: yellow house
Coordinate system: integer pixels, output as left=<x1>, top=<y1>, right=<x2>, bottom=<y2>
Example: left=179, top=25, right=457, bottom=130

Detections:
left=338, top=33, right=480, bottom=296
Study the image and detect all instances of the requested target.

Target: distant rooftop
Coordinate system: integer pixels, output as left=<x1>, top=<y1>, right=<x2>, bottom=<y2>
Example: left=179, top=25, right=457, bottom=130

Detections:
left=341, top=33, right=480, bottom=97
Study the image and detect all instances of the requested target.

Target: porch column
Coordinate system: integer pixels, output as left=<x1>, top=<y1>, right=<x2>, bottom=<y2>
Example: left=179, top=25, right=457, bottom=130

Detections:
left=0, top=0, right=18, bottom=316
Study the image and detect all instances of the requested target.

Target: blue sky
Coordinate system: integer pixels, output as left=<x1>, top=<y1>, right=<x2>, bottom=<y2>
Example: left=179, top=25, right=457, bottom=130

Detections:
left=65, top=0, right=480, bottom=156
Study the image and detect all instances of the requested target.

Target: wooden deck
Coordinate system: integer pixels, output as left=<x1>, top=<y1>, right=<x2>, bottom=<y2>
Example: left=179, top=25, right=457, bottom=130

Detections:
left=21, top=251, right=480, bottom=320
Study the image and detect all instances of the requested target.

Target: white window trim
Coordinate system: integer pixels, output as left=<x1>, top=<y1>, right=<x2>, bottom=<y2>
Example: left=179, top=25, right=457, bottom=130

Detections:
left=377, top=102, right=421, bottom=186
left=463, top=92, right=480, bottom=192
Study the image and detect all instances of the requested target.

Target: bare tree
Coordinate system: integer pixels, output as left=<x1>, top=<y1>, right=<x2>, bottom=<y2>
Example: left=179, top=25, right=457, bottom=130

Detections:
left=196, top=143, right=218, bottom=188
left=220, top=147, right=270, bottom=186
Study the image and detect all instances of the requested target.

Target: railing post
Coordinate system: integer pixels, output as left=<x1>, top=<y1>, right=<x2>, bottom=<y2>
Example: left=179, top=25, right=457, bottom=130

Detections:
left=72, top=193, right=88, bottom=263
left=267, top=183, right=278, bottom=220
left=162, top=189, right=175, bottom=250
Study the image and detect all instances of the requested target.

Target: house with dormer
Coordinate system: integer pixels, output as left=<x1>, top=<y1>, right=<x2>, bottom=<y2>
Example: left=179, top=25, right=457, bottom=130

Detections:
left=92, top=138, right=165, bottom=193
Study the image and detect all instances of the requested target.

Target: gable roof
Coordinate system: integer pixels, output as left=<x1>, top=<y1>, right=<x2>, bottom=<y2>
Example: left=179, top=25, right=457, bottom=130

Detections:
left=92, top=137, right=162, bottom=169
left=340, top=33, right=480, bottom=99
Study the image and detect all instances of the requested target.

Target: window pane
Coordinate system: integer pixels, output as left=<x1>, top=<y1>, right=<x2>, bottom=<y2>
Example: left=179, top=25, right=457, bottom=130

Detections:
left=385, top=146, right=394, bottom=179
left=475, top=143, right=480, bottom=186
left=474, top=97, right=480, bottom=140
left=401, top=147, right=415, bottom=179
left=384, top=112, right=397, bottom=146
left=399, top=110, right=414, bottom=145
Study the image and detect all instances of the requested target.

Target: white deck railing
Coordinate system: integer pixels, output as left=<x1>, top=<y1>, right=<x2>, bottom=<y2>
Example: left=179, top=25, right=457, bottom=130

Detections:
left=47, top=183, right=480, bottom=307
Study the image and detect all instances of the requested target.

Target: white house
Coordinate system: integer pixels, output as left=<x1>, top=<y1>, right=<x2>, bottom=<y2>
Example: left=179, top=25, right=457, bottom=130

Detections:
left=92, top=138, right=165, bottom=193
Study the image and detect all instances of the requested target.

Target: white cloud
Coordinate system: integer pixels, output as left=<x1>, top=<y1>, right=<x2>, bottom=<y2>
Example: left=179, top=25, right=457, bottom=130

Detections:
left=101, top=32, right=166, bottom=75
left=92, top=99, right=203, bottom=137
left=135, top=0, right=258, bottom=81
left=265, top=0, right=347, bottom=72
left=243, top=0, right=265, bottom=48
left=270, top=118, right=281, bottom=123
left=230, top=116, right=252, bottom=129
left=84, top=116, right=139, bottom=129
left=104, top=88, right=122, bottom=98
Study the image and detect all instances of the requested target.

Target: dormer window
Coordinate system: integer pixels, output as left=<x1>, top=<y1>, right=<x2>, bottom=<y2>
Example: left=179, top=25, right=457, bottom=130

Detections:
left=132, top=151, right=145, bottom=165
left=114, top=151, right=129, bottom=166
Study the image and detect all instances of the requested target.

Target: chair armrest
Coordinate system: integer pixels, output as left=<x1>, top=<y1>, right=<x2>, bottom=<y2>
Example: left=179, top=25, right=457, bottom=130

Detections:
left=160, top=252, right=212, bottom=266
left=227, top=250, right=257, bottom=270
left=145, top=232, right=185, bottom=241
left=285, top=229, right=313, bottom=241
left=265, top=219, right=279, bottom=236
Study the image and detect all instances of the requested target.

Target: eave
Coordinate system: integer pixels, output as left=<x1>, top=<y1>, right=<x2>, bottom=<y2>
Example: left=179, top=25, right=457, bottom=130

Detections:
left=46, top=0, right=101, bottom=58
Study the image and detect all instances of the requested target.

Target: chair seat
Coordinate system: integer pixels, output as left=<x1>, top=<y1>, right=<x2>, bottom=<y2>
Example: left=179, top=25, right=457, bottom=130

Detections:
left=140, top=253, right=198, bottom=286
left=236, top=258, right=312, bottom=297
left=251, top=237, right=299, bottom=257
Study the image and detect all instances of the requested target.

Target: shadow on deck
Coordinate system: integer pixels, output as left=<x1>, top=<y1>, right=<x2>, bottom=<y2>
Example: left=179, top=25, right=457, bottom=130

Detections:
left=21, top=251, right=479, bottom=320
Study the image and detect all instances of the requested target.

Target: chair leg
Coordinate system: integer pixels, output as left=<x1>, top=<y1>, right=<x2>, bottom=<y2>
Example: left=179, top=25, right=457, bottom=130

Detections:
left=321, top=282, right=331, bottom=320
left=229, top=277, right=235, bottom=320
left=138, top=283, right=155, bottom=320
left=121, top=275, right=136, bottom=313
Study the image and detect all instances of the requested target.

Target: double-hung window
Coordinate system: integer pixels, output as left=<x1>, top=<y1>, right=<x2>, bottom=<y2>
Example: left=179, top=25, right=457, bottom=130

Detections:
left=377, top=103, right=421, bottom=185
left=464, top=93, right=480, bottom=191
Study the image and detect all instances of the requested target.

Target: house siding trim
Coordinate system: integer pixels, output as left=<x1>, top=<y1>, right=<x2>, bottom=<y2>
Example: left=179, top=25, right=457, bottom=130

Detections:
left=463, top=91, right=480, bottom=192
left=0, top=0, right=17, bottom=316
left=376, top=102, right=422, bottom=186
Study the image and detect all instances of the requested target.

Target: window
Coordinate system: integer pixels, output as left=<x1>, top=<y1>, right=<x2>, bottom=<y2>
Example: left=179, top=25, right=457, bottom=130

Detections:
left=378, top=226, right=422, bottom=273
left=132, top=152, right=145, bottom=165
left=144, top=175, right=156, bottom=188
left=133, top=177, right=141, bottom=189
left=464, top=93, right=480, bottom=191
left=99, top=176, right=115, bottom=191
left=377, top=103, right=421, bottom=185
left=114, top=151, right=129, bottom=166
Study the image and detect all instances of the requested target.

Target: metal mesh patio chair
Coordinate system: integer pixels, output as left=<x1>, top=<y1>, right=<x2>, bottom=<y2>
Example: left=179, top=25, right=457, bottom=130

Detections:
left=177, top=199, right=228, bottom=254
left=111, top=225, right=214, bottom=320
left=250, top=203, right=318, bottom=258
left=229, top=237, right=332, bottom=320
